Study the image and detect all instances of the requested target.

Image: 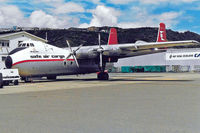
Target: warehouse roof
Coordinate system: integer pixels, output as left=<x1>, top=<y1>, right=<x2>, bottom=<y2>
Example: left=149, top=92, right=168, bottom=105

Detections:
left=0, top=31, right=47, bottom=43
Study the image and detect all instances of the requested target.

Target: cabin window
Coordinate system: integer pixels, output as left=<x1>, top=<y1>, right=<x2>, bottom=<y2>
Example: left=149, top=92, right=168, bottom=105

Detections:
left=30, top=43, right=34, bottom=47
left=64, top=61, right=66, bottom=65
left=6, top=42, right=9, bottom=47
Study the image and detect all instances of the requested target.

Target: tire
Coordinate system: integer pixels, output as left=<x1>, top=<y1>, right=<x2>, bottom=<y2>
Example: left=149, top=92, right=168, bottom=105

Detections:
left=97, top=72, right=109, bottom=80
left=24, top=77, right=30, bottom=83
left=13, top=80, right=19, bottom=85
left=97, top=72, right=103, bottom=80
left=22, top=77, right=31, bottom=83
left=0, top=83, right=3, bottom=88
left=3, top=81, right=9, bottom=86
left=0, top=73, right=3, bottom=88
left=103, top=72, right=109, bottom=80
left=47, top=75, right=57, bottom=80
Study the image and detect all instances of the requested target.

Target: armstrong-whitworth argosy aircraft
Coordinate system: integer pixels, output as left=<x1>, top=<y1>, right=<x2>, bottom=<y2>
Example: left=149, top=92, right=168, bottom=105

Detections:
left=4, top=24, right=199, bottom=81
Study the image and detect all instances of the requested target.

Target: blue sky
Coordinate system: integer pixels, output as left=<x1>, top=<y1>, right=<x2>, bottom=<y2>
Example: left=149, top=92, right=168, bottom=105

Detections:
left=0, top=0, right=200, bottom=33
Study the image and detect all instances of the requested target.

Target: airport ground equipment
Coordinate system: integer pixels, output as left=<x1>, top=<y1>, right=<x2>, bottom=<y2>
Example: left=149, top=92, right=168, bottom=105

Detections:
left=0, top=69, right=20, bottom=86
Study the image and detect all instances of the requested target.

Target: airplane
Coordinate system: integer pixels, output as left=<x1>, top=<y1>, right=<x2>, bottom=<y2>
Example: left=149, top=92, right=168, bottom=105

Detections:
left=4, top=25, right=199, bottom=82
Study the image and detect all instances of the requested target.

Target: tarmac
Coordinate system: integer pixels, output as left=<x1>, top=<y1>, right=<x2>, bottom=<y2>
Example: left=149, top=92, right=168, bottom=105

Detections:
left=0, top=73, right=200, bottom=133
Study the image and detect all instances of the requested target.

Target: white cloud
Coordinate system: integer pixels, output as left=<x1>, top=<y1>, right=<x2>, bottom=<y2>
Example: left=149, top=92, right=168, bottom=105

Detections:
left=108, top=0, right=135, bottom=4
left=39, top=0, right=63, bottom=2
left=28, top=10, right=73, bottom=28
left=79, top=5, right=120, bottom=28
left=34, top=0, right=63, bottom=5
left=0, top=1, right=82, bottom=28
left=0, top=0, right=189, bottom=29
left=138, top=0, right=198, bottom=4
left=0, top=5, right=25, bottom=27
left=79, top=5, right=181, bottom=29
left=54, top=2, right=85, bottom=14
left=118, top=7, right=182, bottom=28
left=89, top=0, right=101, bottom=4
left=108, top=0, right=197, bottom=4
left=158, top=12, right=182, bottom=26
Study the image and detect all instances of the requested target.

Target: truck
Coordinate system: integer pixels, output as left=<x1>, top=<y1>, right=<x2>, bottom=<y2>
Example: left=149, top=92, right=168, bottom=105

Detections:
left=0, top=69, right=20, bottom=88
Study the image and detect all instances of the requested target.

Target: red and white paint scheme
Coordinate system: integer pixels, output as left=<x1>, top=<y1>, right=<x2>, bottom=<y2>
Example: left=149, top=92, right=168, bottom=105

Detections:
left=157, top=23, right=167, bottom=42
left=5, top=27, right=199, bottom=81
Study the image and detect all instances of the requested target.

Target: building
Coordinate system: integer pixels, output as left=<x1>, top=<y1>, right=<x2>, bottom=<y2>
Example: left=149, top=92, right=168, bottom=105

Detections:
left=114, top=48, right=200, bottom=72
left=0, top=31, right=47, bottom=68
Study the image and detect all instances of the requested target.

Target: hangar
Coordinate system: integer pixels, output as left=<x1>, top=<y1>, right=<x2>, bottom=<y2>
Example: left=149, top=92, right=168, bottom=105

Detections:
left=114, top=48, right=200, bottom=72
left=0, top=31, right=47, bottom=68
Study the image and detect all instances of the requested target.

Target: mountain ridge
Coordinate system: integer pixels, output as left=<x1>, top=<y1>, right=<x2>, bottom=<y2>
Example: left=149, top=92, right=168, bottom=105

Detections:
left=1, top=27, right=200, bottom=48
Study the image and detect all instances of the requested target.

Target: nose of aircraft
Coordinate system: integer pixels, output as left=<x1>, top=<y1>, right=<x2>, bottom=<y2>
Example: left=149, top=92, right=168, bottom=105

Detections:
left=5, top=56, right=13, bottom=68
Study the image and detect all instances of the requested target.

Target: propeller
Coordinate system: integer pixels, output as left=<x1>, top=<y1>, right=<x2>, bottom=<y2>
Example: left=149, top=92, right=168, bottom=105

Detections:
left=65, top=40, right=83, bottom=68
left=97, top=33, right=104, bottom=71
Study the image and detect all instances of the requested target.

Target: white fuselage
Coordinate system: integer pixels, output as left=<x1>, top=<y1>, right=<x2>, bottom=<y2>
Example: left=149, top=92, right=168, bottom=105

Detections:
left=8, top=41, right=99, bottom=77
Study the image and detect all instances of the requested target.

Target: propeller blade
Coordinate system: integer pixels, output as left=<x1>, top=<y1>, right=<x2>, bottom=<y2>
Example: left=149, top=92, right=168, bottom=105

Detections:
left=66, top=40, right=73, bottom=52
left=67, top=41, right=83, bottom=54
left=73, top=54, right=79, bottom=68
left=98, top=33, right=104, bottom=71
left=98, top=33, right=101, bottom=48
left=74, top=44, right=83, bottom=53
left=65, top=40, right=81, bottom=68
left=100, top=52, right=103, bottom=69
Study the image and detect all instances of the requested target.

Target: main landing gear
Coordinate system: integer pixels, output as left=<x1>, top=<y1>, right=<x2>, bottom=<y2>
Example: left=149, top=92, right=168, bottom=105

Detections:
left=47, top=75, right=57, bottom=80
left=97, top=72, right=109, bottom=80
left=96, top=33, right=109, bottom=80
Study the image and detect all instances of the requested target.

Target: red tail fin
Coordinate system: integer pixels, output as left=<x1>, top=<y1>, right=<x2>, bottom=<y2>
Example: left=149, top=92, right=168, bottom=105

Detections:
left=157, top=23, right=167, bottom=42
left=108, top=28, right=118, bottom=45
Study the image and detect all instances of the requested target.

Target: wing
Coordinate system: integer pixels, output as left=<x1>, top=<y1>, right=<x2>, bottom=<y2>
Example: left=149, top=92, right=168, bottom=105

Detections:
left=76, top=40, right=199, bottom=60
left=102, top=40, right=199, bottom=58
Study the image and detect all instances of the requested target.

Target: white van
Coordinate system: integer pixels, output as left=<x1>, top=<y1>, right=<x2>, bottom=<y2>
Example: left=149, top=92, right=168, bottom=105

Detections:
left=0, top=69, right=20, bottom=87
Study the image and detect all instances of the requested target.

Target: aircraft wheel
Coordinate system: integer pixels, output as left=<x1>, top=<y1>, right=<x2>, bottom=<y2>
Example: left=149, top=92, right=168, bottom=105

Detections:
left=47, top=75, right=57, bottom=80
left=97, top=72, right=109, bottom=80
left=24, top=78, right=29, bottom=83
left=97, top=72, right=102, bottom=80
left=22, top=77, right=31, bottom=83
left=103, top=72, right=109, bottom=80
left=13, top=80, right=19, bottom=85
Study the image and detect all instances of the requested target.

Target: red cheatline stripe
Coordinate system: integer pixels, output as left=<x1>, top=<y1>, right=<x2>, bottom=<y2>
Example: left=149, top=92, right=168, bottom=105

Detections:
left=12, top=59, right=75, bottom=66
